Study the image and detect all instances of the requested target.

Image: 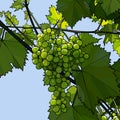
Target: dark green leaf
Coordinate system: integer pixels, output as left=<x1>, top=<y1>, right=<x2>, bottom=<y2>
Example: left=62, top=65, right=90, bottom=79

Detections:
left=57, top=0, right=90, bottom=27
left=0, top=32, right=27, bottom=76
left=80, top=33, right=98, bottom=47
left=73, top=45, right=119, bottom=110
left=101, top=0, right=120, bottom=15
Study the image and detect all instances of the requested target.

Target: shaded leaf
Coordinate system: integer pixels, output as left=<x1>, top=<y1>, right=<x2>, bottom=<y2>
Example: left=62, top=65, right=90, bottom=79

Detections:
left=80, top=33, right=98, bottom=47
left=73, top=45, right=119, bottom=110
left=57, top=0, right=90, bottom=27
left=0, top=32, right=27, bottom=76
left=101, top=0, right=120, bottom=15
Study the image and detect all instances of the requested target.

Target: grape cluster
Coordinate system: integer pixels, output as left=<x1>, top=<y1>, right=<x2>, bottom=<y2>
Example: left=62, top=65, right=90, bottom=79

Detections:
left=32, top=28, right=89, bottom=115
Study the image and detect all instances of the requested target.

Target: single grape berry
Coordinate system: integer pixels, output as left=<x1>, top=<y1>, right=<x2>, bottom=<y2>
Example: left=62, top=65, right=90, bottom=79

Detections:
left=48, top=86, right=55, bottom=92
left=32, top=47, right=39, bottom=53
left=41, top=51, right=48, bottom=59
left=50, top=99, right=57, bottom=105
left=73, top=44, right=79, bottom=49
left=61, top=82, right=68, bottom=89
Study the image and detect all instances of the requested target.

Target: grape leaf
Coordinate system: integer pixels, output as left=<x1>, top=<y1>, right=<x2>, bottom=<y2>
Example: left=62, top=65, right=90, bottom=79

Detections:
left=0, top=32, right=27, bottom=76
left=73, top=45, right=119, bottom=110
left=47, top=6, right=68, bottom=28
left=49, top=106, right=97, bottom=120
left=4, top=11, right=19, bottom=25
left=80, top=33, right=98, bottom=47
left=101, top=0, right=120, bottom=15
left=10, top=0, right=30, bottom=11
left=57, top=0, right=90, bottom=27
left=113, top=40, right=120, bottom=55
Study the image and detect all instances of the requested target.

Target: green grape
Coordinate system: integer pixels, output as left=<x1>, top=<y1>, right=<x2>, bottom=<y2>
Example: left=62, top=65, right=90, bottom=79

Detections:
left=53, top=57, right=59, bottom=63
left=63, top=63, right=69, bottom=68
left=32, top=47, right=39, bottom=53
left=41, top=51, right=48, bottom=59
left=45, top=70, right=52, bottom=76
left=43, top=60, right=50, bottom=66
left=73, top=44, right=79, bottom=49
left=73, top=50, right=80, bottom=58
left=50, top=99, right=57, bottom=105
left=61, top=92, right=66, bottom=97
left=61, top=108, right=67, bottom=113
left=53, top=106, right=60, bottom=112
left=67, top=43, right=72, bottom=49
left=42, top=42, right=48, bottom=48
left=32, top=53, right=38, bottom=58
left=56, top=110, right=61, bottom=115
left=47, top=55, right=53, bottom=61
left=56, top=38, right=62, bottom=45
left=84, top=54, right=89, bottom=59
left=32, top=59, right=39, bottom=65
left=51, top=94, right=57, bottom=100
left=61, top=81, right=68, bottom=89
left=53, top=91, right=60, bottom=97
left=61, top=49, right=68, bottom=55
left=79, top=58, right=84, bottom=63
left=43, top=76, right=50, bottom=85
left=56, top=78, right=62, bottom=84
left=62, top=44, right=67, bottom=49
left=56, top=66, right=62, bottom=73
left=37, top=51, right=41, bottom=55
left=61, top=104, right=65, bottom=109
left=50, top=79, right=56, bottom=86
left=56, top=100, right=61, bottom=105
left=63, top=56, right=69, bottom=62
left=65, top=72, right=70, bottom=77
left=47, top=28, right=52, bottom=33
left=36, top=63, right=42, bottom=69
left=101, top=116, right=107, bottom=120
left=48, top=86, right=55, bottom=92
left=77, top=40, right=82, bottom=46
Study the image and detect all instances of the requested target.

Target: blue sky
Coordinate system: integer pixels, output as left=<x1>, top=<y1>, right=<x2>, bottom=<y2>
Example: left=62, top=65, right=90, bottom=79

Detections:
left=0, top=1, right=119, bottom=120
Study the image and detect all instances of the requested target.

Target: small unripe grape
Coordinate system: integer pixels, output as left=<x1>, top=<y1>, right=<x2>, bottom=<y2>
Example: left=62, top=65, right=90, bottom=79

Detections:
left=61, top=92, right=66, bottom=97
left=42, top=42, right=48, bottom=48
left=45, top=70, right=52, bottom=76
left=63, top=56, right=69, bottom=62
left=67, top=43, right=72, bottom=49
left=53, top=91, right=60, bottom=97
left=48, top=86, right=55, bottom=92
left=32, top=53, right=38, bottom=58
left=32, top=47, right=39, bottom=53
left=61, top=82, right=68, bottom=89
left=77, top=40, right=82, bottom=46
left=47, top=55, right=53, bottom=61
left=53, top=57, right=59, bottom=63
left=41, top=51, right=48, bottom=59
left=36, top=63, right=42, bottom=69
left=73, top=44, right=79, bottom=49
left=62, top=108, right=67, bottom=113
left=51, top=95, right=57, bottom=99
left=61, top=49, right=68, bottom=55
left=47, top=28, right=51, bottom=33
left=84, top=54, right=89, bottom=59
left=56, top=66, right=62, bottom=73
left=50, top=99, right=56, bottom=105
left=56, top=38, right=62, bottom=45
left=61, top=104, right=65, bottom=109
left=43, top=76, right=50, bottom=85
left=53, top=106, right=60, bottom=113
left=56, top=78, right=62, bottom=84
left=56, top=110, right=61, bottom=115
left=101, top=116, right=107, bottom=120
left=73, top=50, right=79, bottom=58
left=62, top=44, right=67, bottom=49
left=56, top=100, right=61, bottom=105
left=79, top=58, right=84, bottom=63
left=32, top=59, right=39, bottom=65
left=50, top=79, right=56, bottom=86
left=43, top=60, right=50, bottom=66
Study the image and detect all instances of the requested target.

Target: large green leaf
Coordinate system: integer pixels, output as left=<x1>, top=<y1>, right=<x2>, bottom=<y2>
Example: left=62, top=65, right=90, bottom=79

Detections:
left=49, top=105, right=97, bottom=120
left=73, top=45, right=119, bottom=110
left=101, top=0, right=120, bottom=15
left=0, top=32, right=27, bottom=76
left=80, top=33, right=98, bottom=47
left=57, top=0, right=90, bottom=27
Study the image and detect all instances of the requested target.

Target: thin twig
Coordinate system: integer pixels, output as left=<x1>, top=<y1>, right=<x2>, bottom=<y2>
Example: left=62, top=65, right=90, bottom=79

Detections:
left=24, top=0, right=38, bottom=35
left=7, top=25, right=120, bottom=35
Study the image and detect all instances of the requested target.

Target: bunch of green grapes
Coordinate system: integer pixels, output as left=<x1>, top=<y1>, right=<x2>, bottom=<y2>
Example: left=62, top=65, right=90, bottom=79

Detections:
left=32, top=28, right=89, bottom=115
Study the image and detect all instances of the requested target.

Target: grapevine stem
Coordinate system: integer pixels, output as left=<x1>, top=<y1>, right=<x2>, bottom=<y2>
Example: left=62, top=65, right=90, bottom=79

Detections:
left=0, top=20, right=32, bottom=52
left=6, top=26, right=120, bottom=35
left=24, top=0, right=38, bottom=35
